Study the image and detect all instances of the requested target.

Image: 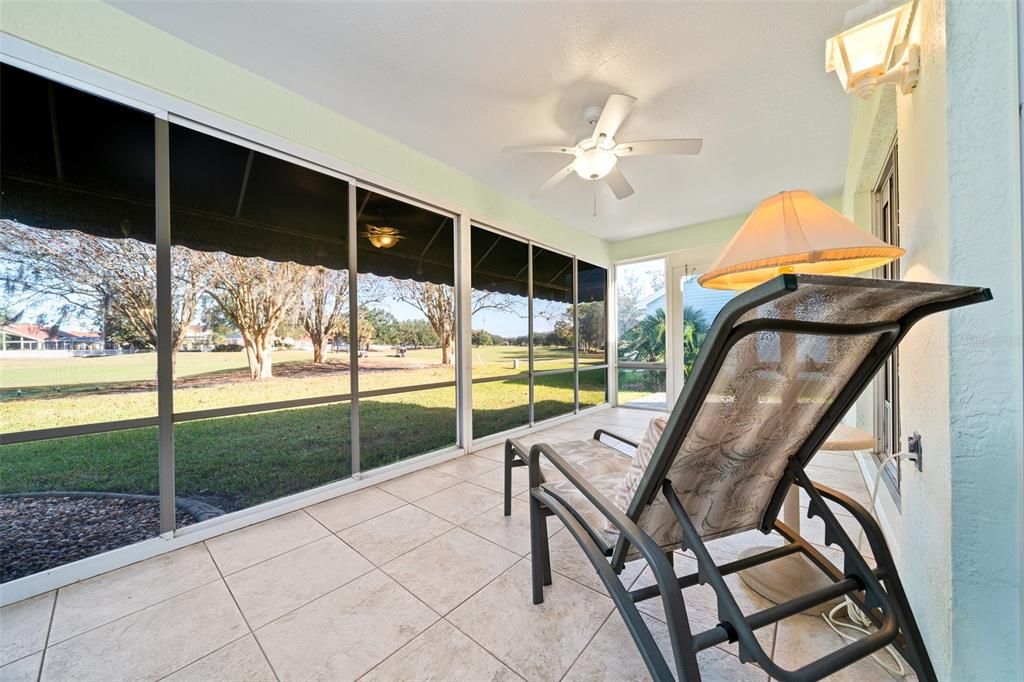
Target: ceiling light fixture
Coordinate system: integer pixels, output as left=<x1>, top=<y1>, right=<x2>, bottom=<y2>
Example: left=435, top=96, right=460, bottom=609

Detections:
left=364, top=225, right=401, bottom=249
left=502, top=93, right=703, bottom=201
left=573, top=146, right=618, bottom=180
left=825, top=0, right=919, bottom=100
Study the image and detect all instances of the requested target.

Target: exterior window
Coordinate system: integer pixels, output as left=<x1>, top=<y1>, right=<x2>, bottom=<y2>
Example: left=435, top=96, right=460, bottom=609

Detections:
left=616, top=258, right=667, bottom=409
left=532, top=247, right=575, bottom=421
left=355, top=188, right=457, bottom=469
left=0, top=63, right=608, bottom=584
left=873, top=142, right=901, bottom=498
left=577, top=260, right=608, bottom=408
left=169, top=123, right=353, bottom=518
left=470, top=226, right=530, bottom=438
left=0, top=64, right=160, bottom=580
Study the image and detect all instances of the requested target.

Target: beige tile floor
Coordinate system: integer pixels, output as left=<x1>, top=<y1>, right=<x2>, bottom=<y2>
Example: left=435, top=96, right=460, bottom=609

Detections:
left=0, top=408, right=910, bottom=682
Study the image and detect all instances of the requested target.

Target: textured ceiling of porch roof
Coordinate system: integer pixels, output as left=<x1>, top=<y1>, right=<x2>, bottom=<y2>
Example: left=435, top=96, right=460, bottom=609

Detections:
left=112, top=0, right=859, bottom=240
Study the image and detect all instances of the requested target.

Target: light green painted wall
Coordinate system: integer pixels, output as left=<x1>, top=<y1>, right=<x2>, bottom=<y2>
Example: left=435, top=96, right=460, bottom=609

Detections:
left=0, top=0, right=608, bottom=265
left=608, top=196, right=844, bottom=263
left=842, top=1, right=1022, bottom=678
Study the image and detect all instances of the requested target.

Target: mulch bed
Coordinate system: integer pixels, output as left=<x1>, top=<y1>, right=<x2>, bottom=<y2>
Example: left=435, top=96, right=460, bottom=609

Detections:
left=0, top=496, right=194, bottom=583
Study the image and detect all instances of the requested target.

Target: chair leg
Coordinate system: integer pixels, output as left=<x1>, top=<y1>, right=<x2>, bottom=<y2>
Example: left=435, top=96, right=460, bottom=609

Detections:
left=801, top=475, right=938, bottom=682
left=503, top=442, right=513, bottom=516
left=881, top=570, right=937, bottom=682
left=529, top=491, right=551, bottom=604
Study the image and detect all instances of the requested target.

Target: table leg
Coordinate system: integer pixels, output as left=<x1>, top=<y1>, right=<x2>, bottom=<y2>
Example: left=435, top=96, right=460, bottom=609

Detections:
left=737, top=484, right=839, bottom=613
left=783, top=484, right=801, bottom=531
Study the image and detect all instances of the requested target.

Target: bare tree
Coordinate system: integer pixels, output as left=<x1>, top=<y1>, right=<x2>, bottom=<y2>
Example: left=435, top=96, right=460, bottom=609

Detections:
left=0, top=220, right=204, bottom=377
left=390, top=278, right=517, bottom=365
left=297, top=270, right=390, bottom=363
left=198, top=253, right=306, bottom=379
left=298, top=267, right=347, bottom=364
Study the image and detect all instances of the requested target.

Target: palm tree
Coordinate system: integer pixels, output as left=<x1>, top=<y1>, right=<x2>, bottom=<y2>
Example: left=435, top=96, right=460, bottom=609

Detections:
left=618, top=308, right=666, bottom=362
left=682, top=305, right=711, bottom=378
left=617, top=305, right=711, bottom=376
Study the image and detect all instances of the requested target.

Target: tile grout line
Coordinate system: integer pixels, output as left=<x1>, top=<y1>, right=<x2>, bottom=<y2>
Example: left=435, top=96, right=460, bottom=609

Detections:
left=438, top=559, right=539, bottom=680
left=40, top=573, right=224, bottom=650
left=33, top=589, right=59, bottom=682
left=409, top=480, right=507, bottom=526
left=379, top=525, right=521, bottom=617
left=430, top=455, right=502, bottom=478
left=332, top=506, right=458, bottom=566
left=201, top=542, right=282, bottom=682
left=337, top=570, right=446, bottom=678
left=377, top=470, right=464, bottom=504
left=558, top=608, right=617, bottom=681
left=309, top=488, right=409, bottom=534
left=154, top=632, right=254, bottom=681
left=206, top=510, right=334, bottom=577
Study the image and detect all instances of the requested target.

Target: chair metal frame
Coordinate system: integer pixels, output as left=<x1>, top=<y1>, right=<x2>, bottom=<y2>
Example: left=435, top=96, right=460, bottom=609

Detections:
left=506, top=274, right=991, bottom=682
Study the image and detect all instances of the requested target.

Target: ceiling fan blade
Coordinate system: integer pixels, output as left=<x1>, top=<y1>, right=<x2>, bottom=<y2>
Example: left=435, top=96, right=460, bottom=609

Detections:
left=502, top=144, right=576, bottom=155
left=592, top=93, right=637, bottom=143
left=604, top=165, right=635, bottom=200
left=614, top=138, right=703, bottom=156
left=530, top=162, right=576, bottom=197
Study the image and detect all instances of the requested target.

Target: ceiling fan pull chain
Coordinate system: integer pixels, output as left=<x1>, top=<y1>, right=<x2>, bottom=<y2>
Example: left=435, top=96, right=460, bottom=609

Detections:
left=593, top=186, right=598, bottom=217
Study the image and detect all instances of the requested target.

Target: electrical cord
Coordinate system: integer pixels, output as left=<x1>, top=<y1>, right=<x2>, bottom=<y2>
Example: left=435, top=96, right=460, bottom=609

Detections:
left=820, top=449, right=907, bottom=678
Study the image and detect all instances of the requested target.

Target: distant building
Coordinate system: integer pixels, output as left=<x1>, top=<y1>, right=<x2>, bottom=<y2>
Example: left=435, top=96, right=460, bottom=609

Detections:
left=0, top=323, right=103, bottom=351
left=637, top=277, right=736, bottom=326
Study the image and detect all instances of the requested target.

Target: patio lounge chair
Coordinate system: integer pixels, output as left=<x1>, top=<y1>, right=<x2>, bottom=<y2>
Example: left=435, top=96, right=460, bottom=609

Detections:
left=505, top=274, right=990, bottom=682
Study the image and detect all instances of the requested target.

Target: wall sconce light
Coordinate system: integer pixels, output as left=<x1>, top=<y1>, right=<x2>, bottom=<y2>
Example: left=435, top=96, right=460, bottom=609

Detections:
left=825, top=0, right=919, bottom=100
left=363, top=225, right=402, bottom=249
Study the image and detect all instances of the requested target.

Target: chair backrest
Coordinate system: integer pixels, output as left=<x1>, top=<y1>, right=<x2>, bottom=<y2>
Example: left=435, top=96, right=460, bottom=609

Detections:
left=614, top=275, right=990, bottom=555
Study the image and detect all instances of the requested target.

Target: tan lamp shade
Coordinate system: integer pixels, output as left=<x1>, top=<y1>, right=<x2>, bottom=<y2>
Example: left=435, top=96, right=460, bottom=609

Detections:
left=698, top=190, right=904, bottom=290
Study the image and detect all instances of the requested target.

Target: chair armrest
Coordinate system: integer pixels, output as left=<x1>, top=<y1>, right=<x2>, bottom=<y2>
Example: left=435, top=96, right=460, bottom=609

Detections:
left=527, top=443, right=659, bottom=561
left=593, top=429, right=639, bottom=453
left=506, top=437, right=530, bottom=463
left=527, top=441, right=696, bottom=678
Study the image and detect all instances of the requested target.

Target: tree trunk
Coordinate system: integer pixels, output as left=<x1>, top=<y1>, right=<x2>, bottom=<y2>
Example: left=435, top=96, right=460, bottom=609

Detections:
left=256, top=343, right=273, bottom=379
left=312, top=337, right=327, bottom=364
left=253, top=330, right=273, bottom=379
left=170, top=350, right=177, bottom=382
left=440, top=333, right=453, bottom=365
left=242, top=336, right=259, bottom=380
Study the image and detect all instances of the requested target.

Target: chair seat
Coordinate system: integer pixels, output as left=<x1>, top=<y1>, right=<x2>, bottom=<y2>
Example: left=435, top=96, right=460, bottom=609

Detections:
left=538, top=438, right=633, bottom=543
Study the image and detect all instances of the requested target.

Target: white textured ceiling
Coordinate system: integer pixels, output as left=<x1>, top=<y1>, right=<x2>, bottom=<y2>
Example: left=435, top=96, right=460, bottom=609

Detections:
left=111, top=1, right=856, bottom=241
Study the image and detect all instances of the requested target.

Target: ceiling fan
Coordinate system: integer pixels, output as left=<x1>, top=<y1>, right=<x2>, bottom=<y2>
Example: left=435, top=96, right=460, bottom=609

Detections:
left=502, top=93, right=703, bottom=200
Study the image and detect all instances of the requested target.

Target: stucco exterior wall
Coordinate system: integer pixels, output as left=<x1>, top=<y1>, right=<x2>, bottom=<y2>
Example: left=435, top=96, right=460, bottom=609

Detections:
left=943, top=2, right=1021, bottom=678
left=843, top=1, right=1022, bottom=678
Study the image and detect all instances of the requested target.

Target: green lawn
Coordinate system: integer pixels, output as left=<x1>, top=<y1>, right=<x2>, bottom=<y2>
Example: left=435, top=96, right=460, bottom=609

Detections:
left=0, top=345, right=605, bottom=431
left=1, top=346, right=607, bottom=513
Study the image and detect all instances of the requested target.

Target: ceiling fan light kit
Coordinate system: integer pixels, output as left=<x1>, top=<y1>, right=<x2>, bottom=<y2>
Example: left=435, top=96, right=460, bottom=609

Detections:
left=363, top=224, right=402, bottom=249
left=573, top=146, right=617, bottom=180
left=503, top=92, right=703, bottom=202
